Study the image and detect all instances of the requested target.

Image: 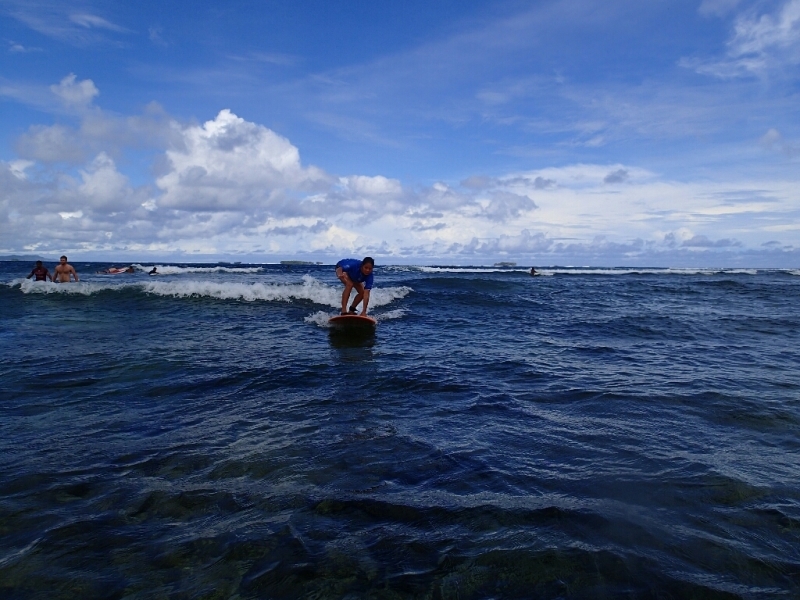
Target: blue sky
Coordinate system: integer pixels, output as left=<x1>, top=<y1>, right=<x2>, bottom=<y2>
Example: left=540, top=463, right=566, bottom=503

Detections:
left=1, top=0, right=799, bottom=265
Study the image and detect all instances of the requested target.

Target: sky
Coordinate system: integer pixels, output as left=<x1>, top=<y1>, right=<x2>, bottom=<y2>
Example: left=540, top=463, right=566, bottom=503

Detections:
left=1, top=0, right=799, bottom=266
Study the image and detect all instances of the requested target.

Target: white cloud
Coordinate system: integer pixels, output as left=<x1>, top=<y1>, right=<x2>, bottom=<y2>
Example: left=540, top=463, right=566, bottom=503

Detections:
left=16, top=124, right=88, bottom=163
left=1, top=83, right=798, bottom=264
left=686, top=0, right=800, bottom=77
left=50, top=73, right=99, bottom=108
left=156, top=109, right=331, bottom=212
left=482, top=191, right=537, bottom=221
left=69, top=13, right=129, bottom=33
left=341, top=175, right=402, bottom=196
left=77, top=153, right=143, bottom=211
left=2, top=1, right=131, bottom=45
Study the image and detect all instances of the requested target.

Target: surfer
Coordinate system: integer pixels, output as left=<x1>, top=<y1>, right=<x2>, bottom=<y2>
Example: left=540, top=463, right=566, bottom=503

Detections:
left=125, top=266, right=135, bottom=273
left=53, top=255, right=79, bottom=283
left=335, top=257, right=374, bottom=315
left=149, top=267, right=158, bottom=275
left=26, top=261, right=52, bottom=282
left=530, top=267, right=537, bottom=276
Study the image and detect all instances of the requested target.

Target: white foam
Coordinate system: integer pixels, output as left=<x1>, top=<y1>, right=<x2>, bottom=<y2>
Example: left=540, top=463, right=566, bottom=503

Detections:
left=132, top=264, right=263, bottom=274
left=376, top=308, right=408, bottom=321
left=14, top=279, right=102, bottom=295
left=305, top=310, right=334, bottom=328
left=10, top=275, right=413, bottom=309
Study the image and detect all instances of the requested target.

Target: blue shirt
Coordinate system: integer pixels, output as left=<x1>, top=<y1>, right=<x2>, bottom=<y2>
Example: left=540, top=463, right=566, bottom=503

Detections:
left=336, top=259, right=374, bottom=289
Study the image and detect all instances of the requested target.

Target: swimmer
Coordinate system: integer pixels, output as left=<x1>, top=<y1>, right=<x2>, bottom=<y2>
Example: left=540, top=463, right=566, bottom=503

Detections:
left=26, top=260, right=52, bottom=282
left=53, top=255, right=79, bottom=282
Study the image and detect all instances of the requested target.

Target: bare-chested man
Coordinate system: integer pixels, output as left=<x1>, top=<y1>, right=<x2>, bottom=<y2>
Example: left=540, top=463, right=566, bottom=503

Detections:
left=53, top=255, right=79, bottom=283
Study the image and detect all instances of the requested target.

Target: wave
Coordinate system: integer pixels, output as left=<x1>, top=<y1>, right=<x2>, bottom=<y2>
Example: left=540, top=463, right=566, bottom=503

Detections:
left=131, top=264, right=263, bottom=274
left=399, top=266, right=765, bottom=276
left=412, top=266, right=533, bottom=274
left=10, top=275, right=412, bottom=309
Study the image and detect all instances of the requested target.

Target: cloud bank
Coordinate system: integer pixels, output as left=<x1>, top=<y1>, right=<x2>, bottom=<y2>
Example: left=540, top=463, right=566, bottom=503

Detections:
left=0, top=71, right=798, bottom=266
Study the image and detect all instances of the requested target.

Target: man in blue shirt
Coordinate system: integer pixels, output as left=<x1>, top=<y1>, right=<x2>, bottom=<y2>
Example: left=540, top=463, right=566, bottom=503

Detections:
left=335, top=257, right=375, bottom=315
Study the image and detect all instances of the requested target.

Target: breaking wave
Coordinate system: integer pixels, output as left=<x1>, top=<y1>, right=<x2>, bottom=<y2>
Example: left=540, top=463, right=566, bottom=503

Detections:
left=11, top=275, right=412, bottom=309
left=131, top=264, right=263, bottom=274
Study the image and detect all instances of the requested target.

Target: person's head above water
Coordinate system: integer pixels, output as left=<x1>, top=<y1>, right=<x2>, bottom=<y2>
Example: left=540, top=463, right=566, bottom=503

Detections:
left=60, top=255, right=67, bottom=262
left=361, top=256, right=374, bottom=276
left=35, top=260, right=42, bottom=266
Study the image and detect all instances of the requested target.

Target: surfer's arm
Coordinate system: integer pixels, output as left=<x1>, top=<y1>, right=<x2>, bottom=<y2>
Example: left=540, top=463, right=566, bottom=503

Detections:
left=361, top=289, right=370, bottom=315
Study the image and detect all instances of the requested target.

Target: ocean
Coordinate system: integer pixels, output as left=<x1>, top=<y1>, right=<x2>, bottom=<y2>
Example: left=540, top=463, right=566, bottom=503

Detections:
left=1, top=261, right=799, bottom=599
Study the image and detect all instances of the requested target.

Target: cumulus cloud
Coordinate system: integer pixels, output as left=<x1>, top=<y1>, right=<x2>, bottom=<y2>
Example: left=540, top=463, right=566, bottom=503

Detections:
left=155, top=109, right=331, bottom=212
left=15, top=94, right=177, bottom=164
left=483, top=191, right=537, bottom=221
left=341, top=175, right=402, bottom=196
left=50, top=73, right=99, bottom=108
left=16, top=124, right=87, bottom=163
left=76, top=153, right=147, bottom=212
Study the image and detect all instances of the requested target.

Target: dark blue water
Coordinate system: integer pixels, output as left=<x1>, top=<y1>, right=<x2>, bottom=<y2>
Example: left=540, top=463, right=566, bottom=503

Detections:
left=1, top=262, right=799, bottom=598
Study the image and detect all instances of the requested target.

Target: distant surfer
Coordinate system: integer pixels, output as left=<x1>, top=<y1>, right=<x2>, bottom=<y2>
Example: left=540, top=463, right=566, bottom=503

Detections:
left=53, top=255, right=79, bottom=283
left=149, top=267, right=158, bottom=275
left=97, top=266, right=129, bottom=274
left=125, top=266, right=135, bottom=273
left=335, top=257, right=374, bottom=315
left=530, top=267, right=538, bottom=276
left=26, top=261, right=51, bottom=282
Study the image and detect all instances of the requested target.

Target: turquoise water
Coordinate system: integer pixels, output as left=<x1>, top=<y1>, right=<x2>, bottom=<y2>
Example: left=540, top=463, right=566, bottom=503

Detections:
left=1, top=262, right=799, bottom=598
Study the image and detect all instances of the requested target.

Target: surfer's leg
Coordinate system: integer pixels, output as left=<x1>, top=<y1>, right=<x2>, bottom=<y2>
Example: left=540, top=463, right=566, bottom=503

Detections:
left=341, top=280, right=354, bottom=314
left=350, top=282, right=365, bottom=313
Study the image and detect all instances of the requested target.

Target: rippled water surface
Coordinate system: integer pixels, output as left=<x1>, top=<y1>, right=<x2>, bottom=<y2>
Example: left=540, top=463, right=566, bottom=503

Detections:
left=1, top=262, right=799, bottom=598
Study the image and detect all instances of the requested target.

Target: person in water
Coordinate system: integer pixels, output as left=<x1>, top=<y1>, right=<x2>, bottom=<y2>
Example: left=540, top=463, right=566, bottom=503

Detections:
left=125, top=266, right=135, bottom=273
left=26, top=260, right=51, bottom=282
left=53, top=255, right=79, bottom=282
left=335, top=257, right=374, bottom=315
left=530, top=267, right=537, bottom=276
left=149, top=267, right=158, bottom=275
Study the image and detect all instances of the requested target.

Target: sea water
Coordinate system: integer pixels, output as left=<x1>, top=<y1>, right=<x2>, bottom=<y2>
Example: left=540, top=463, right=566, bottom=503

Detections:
left=1, top=262, right=798, bottom=598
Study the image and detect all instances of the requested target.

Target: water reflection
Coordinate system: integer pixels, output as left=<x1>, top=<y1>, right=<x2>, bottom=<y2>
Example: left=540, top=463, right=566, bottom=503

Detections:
left=328, top=329, right=376, bottom=363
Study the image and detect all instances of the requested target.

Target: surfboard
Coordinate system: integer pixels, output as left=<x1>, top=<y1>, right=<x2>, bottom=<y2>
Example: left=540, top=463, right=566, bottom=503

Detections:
left=328, top=314, right=377, bottom=329
left=98, top=268, right=129, bottom=275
